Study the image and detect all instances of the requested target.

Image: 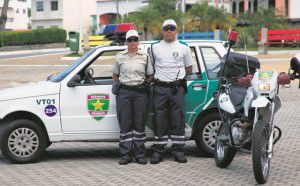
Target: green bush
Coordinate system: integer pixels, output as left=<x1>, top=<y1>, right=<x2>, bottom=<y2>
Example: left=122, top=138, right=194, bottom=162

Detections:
left=0, top=28, right=67, bottom=47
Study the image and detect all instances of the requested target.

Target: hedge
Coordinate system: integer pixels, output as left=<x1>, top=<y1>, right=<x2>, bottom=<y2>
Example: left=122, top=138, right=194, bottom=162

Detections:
left=0, top=28, right=67, bottom=47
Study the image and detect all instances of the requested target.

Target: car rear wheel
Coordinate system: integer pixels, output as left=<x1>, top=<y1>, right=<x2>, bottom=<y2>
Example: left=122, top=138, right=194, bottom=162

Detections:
left=194, top=112, right=222, bottom=156
left=0, top=119, right=47, bottom=164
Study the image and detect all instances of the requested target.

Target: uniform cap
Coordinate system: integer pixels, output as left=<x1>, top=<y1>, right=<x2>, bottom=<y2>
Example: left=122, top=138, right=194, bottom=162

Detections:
left=162, top=19, right=177, bottom=28
left=126, top=29, right=139, bottom=40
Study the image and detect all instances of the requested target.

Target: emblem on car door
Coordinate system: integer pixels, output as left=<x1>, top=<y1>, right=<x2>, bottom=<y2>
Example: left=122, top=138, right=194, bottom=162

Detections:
left=87, top=94, right=110, bottom=121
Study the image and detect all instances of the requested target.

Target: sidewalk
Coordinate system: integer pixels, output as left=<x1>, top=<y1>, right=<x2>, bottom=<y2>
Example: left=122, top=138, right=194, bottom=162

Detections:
left=1, top=47, right=299, bottom=57
left=236, top=49, right=300, bottom=56
left=0, top=48, right=70, bottom=56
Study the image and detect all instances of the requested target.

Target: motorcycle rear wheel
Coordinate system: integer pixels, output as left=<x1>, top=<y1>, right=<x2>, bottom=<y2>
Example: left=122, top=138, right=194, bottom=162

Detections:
left=214, top=125, right=236, bottom=168
left=252, top=119, right=270, bottom=184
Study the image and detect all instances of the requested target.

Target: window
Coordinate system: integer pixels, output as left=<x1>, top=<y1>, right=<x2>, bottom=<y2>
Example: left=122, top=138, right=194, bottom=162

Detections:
left=36, top=1, right=44, bottom=12
left=16, top=9, right=19, bottom=13
left=190, top=47, right=200, bottom=74
left=7, top=18, right=14, bottom=22
left=51, top=1, right=58, bottom=11
left=53, top=49, right=122, bottom=85
left=200, top=47, right=222, bottom=79
left=23, top=9, right=26, bottom=14
left=37, top=26, right=44, bottom=29
left=183, top=47, right=202, bottom=81
left=51, top=25, right=58, bottom=28
left=89, top=50, right=121, bottom=80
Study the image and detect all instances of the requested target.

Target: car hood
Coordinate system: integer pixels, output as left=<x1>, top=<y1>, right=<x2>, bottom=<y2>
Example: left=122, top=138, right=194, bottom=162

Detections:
left=0, top=81, right=60, bottom=102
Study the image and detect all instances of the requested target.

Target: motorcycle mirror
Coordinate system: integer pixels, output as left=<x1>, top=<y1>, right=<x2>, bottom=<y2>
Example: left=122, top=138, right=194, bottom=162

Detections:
left=228, top=31, right=239, bottom=46
left=277, top=72, right=291, bottom=85
left=238, top=76, right=252, bottom=87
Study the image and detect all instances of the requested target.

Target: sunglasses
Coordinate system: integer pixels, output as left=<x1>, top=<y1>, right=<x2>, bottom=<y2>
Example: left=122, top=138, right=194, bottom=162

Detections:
left=163, top=25, right=177, bottom=32
left=127, top=37, right=139, bottom=43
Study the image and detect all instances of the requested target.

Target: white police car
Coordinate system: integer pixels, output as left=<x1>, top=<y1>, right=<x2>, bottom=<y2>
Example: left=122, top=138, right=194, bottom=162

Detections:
left=0, top=40, right=227, bottom=163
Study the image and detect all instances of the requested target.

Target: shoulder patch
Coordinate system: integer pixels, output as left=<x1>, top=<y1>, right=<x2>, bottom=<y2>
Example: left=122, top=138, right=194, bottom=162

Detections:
left=179, top=40, right=188, bottom=46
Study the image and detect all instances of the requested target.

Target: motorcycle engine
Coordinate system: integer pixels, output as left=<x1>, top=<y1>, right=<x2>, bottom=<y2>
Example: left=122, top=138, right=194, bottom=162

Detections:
left=231, top=120, right=251, bottom=146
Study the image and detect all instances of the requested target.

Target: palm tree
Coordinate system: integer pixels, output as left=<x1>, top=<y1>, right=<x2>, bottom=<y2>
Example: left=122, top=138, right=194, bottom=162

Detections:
left=124, top=0, right=179, bottom=40
left=187, top=3, right=236, bottom=32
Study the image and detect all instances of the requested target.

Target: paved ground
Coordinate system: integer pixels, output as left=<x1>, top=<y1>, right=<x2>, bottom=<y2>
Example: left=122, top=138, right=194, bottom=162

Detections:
left=0, top=52, right=299, bottom=185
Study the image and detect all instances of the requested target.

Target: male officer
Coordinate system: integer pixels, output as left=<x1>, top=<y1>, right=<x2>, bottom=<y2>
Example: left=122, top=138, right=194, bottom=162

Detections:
left=150, top=19, right=193, bottom=164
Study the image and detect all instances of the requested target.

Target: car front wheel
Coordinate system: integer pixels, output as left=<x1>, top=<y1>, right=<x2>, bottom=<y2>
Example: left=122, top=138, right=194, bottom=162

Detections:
left=0, top=119, right=47, bottom=164
left=194, top=112, right=222, bottom=156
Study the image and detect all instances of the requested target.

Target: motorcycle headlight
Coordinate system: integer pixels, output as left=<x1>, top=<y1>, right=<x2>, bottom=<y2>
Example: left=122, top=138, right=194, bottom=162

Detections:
left=258, top=83, right=270, bottom=91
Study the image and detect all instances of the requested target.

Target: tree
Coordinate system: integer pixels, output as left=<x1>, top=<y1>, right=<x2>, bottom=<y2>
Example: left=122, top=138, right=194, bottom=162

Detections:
left=187, top=3, right=236, bottom=32
left=124, top=0, right=179, bottom=40
left=0, top=0, right=9, bottom=31
left=237, top=7, right=289, bottom=47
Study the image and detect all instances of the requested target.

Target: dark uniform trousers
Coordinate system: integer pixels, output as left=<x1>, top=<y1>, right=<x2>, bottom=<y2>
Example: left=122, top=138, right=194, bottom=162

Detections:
left=117, top=88, right=148, bottom=159
left=151, top=85, right=185, bottom=156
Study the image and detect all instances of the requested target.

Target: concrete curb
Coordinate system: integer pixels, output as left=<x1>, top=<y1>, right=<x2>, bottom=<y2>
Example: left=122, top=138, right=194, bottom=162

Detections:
left=236, top=50, right=300, bottom=56
left=0, top=48, right=70, bottom=56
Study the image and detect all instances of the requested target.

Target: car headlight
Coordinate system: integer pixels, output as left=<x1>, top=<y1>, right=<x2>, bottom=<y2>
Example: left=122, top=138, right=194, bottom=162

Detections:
left=258, top=83, right=270, bottom=91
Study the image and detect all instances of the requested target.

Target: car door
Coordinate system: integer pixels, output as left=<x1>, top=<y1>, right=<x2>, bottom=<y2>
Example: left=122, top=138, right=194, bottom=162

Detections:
left=184, top=45, right=209, bottom=131
left=59, top=48, right=125, bottom=137
left=185, top=43, right=225, bottom=130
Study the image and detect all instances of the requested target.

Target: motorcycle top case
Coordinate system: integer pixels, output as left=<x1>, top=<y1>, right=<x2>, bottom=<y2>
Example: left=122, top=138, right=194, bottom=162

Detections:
left=220, top=52, right=260, bottom=79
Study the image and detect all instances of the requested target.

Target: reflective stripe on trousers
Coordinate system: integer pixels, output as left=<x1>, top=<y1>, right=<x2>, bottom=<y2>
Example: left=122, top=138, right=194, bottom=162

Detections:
left=117, top=89, right=148, bottom=158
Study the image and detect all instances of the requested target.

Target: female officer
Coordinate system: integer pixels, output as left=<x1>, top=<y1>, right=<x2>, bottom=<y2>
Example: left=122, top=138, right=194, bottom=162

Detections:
left=112, top=30, right=154, bottom=165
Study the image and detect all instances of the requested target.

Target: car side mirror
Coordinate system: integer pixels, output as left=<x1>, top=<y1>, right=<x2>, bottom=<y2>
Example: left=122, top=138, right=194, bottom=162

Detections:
left=67, top=75, right=81, bottom=87
left=47, top=74, right=55, bottom=81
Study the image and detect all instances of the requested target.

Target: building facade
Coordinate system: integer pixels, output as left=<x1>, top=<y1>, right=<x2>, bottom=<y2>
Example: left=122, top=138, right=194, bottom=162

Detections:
left=207, top=0, right=300, bottom=20
left=31, top=0, right=96, bottom=35
left=0, top=0, right=31, bottom=30
left=96, top=0, right=148, bottom=25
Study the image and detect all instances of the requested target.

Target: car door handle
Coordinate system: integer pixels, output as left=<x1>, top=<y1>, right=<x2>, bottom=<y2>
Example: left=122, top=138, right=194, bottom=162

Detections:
left=192, top=84, right=207, bottom=89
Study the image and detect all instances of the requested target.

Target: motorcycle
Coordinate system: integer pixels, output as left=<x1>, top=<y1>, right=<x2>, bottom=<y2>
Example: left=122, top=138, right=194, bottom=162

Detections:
left=214, top=31, right=290, bottom=184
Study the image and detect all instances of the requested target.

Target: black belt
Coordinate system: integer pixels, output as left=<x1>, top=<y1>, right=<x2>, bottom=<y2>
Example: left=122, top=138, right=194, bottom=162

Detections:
left=155, top=79, right=184, bottom=87
left=120, top=84, right=147, bottom=91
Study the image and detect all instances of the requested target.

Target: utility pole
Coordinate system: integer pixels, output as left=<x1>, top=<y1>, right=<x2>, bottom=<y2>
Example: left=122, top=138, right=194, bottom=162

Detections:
left=79, top=0, right=83, bottom=51
left=116, top=0, right=120, bottom=21
left=0, top=0, right=9, bottom=31
left=181, top=0, right=186, bottom=39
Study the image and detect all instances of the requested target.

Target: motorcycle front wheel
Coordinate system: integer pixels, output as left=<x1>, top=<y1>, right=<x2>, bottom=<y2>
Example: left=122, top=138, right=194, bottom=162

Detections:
left=214, top=125, right=236, bottom=168
left=252, top=119, right=270, bottom=184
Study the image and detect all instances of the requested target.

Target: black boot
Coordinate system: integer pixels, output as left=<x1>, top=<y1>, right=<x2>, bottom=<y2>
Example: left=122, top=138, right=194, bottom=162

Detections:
left=173, top=153, right=187, bottom=163
left=150, top=152, right=162, bottom=164
left=119, top=156, right=132, bottom=165
left=136, top=157, right=147, bottom=165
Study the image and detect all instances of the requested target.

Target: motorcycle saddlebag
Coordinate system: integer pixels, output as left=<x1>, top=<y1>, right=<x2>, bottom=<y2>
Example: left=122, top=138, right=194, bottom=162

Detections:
left=221, top=52, right=260, bottom=79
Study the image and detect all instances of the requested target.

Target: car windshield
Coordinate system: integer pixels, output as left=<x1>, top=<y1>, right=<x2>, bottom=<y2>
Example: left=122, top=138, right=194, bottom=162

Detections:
left=49, top=48, right=96, bottom=82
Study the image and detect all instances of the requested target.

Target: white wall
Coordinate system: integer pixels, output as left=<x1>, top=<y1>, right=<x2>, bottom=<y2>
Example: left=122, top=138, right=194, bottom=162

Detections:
left=31, top=0, right=96, bottom=35
left=32, top=0, right=63, bottom=21
left=1, top=0, right=30, bottom=30
left=97, top=0, right=147, bottom=17
left=289, top=0, right=300, bottom=19
left=63, top=0, right=96, bottom=35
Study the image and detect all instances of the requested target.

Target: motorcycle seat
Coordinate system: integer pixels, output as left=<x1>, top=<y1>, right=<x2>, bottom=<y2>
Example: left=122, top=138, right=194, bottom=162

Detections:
left=229, top=84, right=248, bottom=106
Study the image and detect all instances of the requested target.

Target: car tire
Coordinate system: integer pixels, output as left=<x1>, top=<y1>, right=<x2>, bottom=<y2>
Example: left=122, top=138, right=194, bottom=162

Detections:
left=0, top=119, right=47, bottom=164
left=194, top=112, right=222, bottom=156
